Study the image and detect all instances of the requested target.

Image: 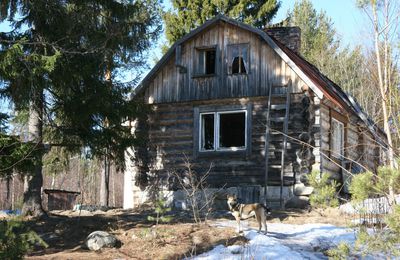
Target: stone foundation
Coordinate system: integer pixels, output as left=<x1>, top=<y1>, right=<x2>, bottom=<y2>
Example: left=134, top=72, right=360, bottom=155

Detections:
left=128, top=185, right=313, bottom=210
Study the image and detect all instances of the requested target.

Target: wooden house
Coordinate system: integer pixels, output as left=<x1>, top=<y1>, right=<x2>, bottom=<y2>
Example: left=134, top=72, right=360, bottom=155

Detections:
left=123, top=15, right=387, bottom=209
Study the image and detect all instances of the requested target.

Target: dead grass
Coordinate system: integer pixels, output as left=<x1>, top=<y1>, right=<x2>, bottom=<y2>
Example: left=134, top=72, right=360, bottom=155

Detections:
left=22, top=207, right=349, bottom=259
left=24, top=209, right=239, bottom=260
left=273, top=207, right=352, bottom=227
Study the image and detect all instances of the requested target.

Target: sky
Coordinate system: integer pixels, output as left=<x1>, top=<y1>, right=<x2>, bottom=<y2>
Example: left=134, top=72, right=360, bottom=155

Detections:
left=152, top=0, right=369, bottom=65
left=0, top=1, right=370, bottom=117
left=0, top=0, right=370, bottom=75
left=274, top=0, right=367, bottom=47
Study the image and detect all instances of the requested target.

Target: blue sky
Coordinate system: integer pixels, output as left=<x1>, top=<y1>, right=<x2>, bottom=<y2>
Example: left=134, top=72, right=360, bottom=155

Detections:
left=152, top=0, right=368, bottom=65
left=274, top=0, right=366, bottom=47
left=0, top=0, right=369, bottom=72
left=0, top=0, right=369, bottom=115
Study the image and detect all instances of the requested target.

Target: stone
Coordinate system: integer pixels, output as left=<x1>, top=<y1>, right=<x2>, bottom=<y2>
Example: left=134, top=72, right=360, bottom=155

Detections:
left=294, top=183, right=314, bottom=196
left=285, top=196, right=310, bottom=209
left=84, top=231, right=119, bottom=251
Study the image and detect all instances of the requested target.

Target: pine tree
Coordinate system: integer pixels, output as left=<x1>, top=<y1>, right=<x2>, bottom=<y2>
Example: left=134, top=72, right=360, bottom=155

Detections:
left=163, top=0, right=280, bottom=45
left=0, top=0, right=161, bottom=217
left=287, top=0, right=339, bottom=75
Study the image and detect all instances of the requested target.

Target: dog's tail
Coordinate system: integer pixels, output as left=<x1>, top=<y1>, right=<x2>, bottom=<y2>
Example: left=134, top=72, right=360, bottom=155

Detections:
left=261, top=204, right=272, bottom=215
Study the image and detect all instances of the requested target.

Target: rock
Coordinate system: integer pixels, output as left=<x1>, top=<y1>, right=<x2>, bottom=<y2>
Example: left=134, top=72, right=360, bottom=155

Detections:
left=294, top=183, right=314, bottom=196
left=285, top=196, right=310, bottom=209
left=84, top=231, right=119, bottom=251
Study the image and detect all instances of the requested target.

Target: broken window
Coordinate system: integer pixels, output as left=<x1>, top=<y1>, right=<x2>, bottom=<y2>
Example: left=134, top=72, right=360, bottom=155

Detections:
left=200, top=111, right=246, bottom=151
left=196, top=47, right=216, bottom=75
left=331, top=118, right=344, bottom=159
left=232, top=56, right=247, bottom=74
left=228, top=44, right=249, bottom=74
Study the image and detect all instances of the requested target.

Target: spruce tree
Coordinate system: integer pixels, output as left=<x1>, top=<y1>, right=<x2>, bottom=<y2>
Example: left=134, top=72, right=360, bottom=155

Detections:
left=164, top=0, right=280, bottom=45
left=0, top=0, right=161, bottom=217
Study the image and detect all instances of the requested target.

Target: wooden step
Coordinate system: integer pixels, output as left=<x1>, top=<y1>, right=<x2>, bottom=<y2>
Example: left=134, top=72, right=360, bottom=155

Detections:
left=270, top=117, right=286, bottom=122
left=270, top=104, right=287, bottom=110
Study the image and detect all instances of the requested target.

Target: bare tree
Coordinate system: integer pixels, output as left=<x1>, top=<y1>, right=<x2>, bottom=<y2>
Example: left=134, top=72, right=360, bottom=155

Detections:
left=358, top=0, right=400, bottom=204
left=171, top=157, right=223, bottom=224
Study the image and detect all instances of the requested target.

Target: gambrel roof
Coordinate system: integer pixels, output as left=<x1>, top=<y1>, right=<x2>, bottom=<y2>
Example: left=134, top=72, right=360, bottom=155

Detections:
left=135, top=14, right=387, bottom=146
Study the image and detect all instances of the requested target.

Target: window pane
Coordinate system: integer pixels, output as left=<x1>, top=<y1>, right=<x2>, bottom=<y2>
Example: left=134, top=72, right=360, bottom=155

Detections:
left=201, top=114, right=214, bottom=150
left=219, top=112, right=245, bottom=148
left=205, top=50, right=216, bottom=74
left=331, top=120, right=344, bottom=158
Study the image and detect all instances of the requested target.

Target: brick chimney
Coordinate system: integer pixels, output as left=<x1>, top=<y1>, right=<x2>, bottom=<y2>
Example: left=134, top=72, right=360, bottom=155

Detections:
left=265, top=27, right=301, bottom=53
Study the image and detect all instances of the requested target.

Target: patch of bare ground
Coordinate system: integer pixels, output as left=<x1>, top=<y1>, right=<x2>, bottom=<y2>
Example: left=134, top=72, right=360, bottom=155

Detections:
left=25, top=209, right=240, bottom=260
left=23, top=207, right=349, bottom=259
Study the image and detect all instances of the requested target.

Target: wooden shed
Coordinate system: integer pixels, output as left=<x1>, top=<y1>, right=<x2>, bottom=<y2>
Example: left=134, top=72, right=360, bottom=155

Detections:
left=123, top=15, right=387, bottom=209
left=44, top=189, right=80, bottom=211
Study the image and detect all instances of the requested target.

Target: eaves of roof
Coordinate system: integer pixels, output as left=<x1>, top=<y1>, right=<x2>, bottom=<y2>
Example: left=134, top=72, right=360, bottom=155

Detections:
left=270, top=36, right=387, bottom=146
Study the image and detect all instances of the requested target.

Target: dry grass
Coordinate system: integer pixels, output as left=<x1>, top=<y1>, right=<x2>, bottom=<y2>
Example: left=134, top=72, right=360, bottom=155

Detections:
left=23, top=207, right=349, bottom=259
left=274, top=207, right=351, bottom=227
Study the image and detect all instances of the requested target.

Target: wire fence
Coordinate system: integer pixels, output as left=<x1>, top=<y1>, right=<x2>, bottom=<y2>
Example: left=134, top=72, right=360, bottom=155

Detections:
left=356, top=196, right=393, bottom=229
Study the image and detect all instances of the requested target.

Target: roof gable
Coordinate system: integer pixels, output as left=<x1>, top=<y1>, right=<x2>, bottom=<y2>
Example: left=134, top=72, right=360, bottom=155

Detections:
left=135, top=14, right=323, bottom=98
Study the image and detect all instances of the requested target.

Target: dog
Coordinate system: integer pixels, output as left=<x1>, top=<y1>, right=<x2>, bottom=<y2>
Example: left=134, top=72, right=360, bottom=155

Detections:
left=227, top=194, right=271, bottom=234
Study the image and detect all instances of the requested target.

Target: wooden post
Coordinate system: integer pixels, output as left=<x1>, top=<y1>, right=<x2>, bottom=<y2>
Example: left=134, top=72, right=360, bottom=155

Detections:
left=280, top=81, right=291, bottom=209
left=264, top=84, right=273, bottom=204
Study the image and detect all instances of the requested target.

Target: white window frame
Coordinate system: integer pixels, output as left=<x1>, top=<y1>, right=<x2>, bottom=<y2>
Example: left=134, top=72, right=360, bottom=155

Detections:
left=199, top=110, right=247, bottom=152
left=331, top=118, right=344, bottom=159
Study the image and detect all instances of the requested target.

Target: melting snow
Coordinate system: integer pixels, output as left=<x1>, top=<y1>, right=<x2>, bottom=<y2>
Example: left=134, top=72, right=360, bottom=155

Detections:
left=193, top=221, right=357, bottom=260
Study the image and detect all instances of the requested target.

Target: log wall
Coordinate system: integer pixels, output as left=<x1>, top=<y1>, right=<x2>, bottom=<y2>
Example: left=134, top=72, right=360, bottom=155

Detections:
left=129, top=94, right=315, bottom=190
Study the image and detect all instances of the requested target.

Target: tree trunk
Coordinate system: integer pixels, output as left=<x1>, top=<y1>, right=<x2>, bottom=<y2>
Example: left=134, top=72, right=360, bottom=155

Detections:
left=371, top=1, right=395, bottom=169
left=371, top=0, right=396, bottom=207
left=99, top=60, right=112, bottom=207
left=22, top=91, right=46, bottom=217
left=100, top=154, right=110, bottom=206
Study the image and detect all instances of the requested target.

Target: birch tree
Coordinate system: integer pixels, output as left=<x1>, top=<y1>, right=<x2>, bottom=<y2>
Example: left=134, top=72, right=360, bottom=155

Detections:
left=357, top=0, right=400, bottom=168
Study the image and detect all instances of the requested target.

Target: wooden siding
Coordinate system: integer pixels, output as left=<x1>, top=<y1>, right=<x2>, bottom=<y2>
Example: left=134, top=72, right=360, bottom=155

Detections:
left=144, top=22, right=306, bottom=104
left=133, top=94, right=314, bottom=188
left=320, top=99, right=381, bottom=184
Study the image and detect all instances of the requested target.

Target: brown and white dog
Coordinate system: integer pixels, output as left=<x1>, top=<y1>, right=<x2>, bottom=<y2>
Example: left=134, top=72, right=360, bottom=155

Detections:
left=227, top=194, right=271, bottom=234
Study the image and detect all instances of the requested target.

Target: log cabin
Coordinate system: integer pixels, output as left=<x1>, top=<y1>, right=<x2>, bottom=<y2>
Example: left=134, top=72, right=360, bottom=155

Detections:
left=123, top=15, right=387, bottom=209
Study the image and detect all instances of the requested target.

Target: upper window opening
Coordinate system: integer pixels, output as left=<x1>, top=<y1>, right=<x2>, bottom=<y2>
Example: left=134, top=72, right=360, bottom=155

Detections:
left=205, top=49, right=216, bottom=74
left=196, top=47, right=216, bottom=76
left=232, top=56, right=247, bottom=74
left=228, top=44, right=249, bottom=75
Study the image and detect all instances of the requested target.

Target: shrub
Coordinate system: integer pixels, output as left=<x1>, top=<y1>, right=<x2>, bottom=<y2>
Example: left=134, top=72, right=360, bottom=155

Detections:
left=0, top=217, right=47, bottom=260
left=326, top=242, right=350, bottom=260
left=147, top=195, right=173, bottom=226
left=348, top=166, right=400, bottom=257
left=307, top=170, right=339, bottom=209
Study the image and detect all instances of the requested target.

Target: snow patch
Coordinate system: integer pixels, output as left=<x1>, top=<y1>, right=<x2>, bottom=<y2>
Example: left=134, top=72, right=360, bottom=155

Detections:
left=192, top=221, right=357, bottom=260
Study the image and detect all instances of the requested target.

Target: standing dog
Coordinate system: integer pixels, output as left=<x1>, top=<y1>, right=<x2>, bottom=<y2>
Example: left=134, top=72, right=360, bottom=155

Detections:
left=227, top=194, right=271, bottom=234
